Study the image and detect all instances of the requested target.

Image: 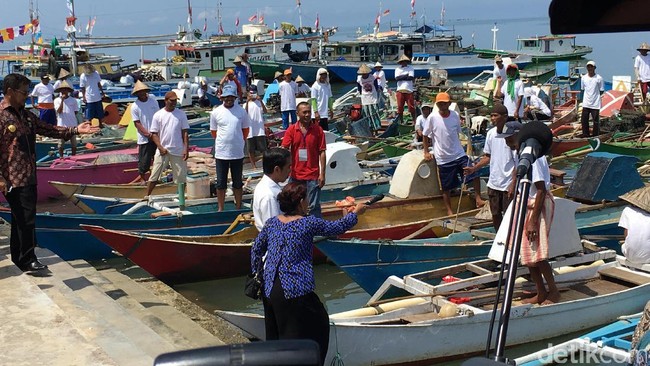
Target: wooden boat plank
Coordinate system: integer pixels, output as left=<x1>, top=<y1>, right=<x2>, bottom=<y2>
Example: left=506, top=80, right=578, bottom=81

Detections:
left=466, top=262, right=494, bottom=275
left=470, top=230, right=496, bottom=240
left=599, top=266, right=650, bottom=285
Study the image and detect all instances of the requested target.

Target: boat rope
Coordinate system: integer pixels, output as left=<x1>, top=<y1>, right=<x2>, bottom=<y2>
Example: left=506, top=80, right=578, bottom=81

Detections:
left=328, top=320, right=345, bottom=366
left=376, top=239, right=398, bottom=263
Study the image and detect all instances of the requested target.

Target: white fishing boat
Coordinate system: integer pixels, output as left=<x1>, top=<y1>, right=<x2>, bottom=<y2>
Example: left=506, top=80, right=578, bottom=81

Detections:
left=217, top=234, right=650, bottom=365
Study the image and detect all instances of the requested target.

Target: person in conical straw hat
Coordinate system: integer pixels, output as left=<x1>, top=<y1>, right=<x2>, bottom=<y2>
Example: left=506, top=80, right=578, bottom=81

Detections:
left=635, top=42, right=650, bottom=104
left=357, top=63, right=381, bottom=130
left=618, top=185, right=650, bottom=264
left=53, top=68, right=71, bottom=91
left=54, top=80, right=80, bottom=157
left=395, top=54, right=416, bottom=122
left=130, top=80, right=161, bottom=183
left=295, top=75, right=310, bottom=98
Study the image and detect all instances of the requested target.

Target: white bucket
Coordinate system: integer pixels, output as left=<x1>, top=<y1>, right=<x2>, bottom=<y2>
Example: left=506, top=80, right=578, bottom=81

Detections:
left=186, top=172, right=211, bottom=199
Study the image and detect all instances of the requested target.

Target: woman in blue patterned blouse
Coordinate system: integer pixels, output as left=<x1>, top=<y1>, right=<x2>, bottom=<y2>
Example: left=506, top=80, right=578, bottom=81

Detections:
left=251, top=182, right=367, bottom=365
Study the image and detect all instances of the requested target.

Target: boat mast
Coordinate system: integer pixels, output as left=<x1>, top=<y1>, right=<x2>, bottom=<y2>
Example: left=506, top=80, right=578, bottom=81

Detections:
left=491, top=23, right=499, bottom=51
left=297, top=0, right=303, bottom=31
left=29, top=0, right=35, bottom=56
left=66, top=0, right=79, bottom=76
left=217, top=1, right=223, bottom=34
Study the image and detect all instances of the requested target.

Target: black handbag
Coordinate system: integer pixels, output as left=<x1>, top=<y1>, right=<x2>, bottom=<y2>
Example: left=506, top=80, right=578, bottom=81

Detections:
left=244, top=272, right=263, bottom=300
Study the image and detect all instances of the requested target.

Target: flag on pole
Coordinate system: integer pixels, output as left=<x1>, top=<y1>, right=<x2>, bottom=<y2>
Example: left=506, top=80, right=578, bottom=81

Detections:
left=411, top=0, right=415, bottom=8
left=66, top=0, right=74, bottom=16
left=235, top=17, right=239, bottom=26
left=375, top=14, right=380, bottom=25
left=187, top=0, right=193, bottom=26
left=314, top=14, right=319, bottom=29
left=296, top=0, right=301, bottom=8
left=248, top=14, right=257, bottom=22
left=410, top=11, right=416, bottom=18
left=259, top=14, right=264, bottom=24
left=203, top=18, right=207, bottom=32
left=219, top=22, right=224, bottom=34
left=86, top=16, right=96, bottom=34
left=382, top=9, right=390, bottom=16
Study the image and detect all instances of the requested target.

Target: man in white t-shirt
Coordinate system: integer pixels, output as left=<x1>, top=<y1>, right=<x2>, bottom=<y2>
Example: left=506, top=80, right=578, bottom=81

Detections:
left=295, top=75, right=311, bottom=98
left=495, top=63, right=524, bottom=120
left=618, top=186, right=650, bottom=265
left=279, top=69, right=297, bottom=129
left=131, top=81, right=161, bottom=183
left=523, top=87, right=552, bottom=121
left=30, top=73, right=56, bottom=125
left=394, top=54, right=417, bottom=123
left=357, top=63, right=381, bottom=130
left=422, top=92, right=485, bottom=215
left=413, top=103, right=433, bottom=143
left=580, top=60, right=604, bottom=137
left=79, top=64, right=106, bottom=128
left=492, top=55, right=507, bottom=90
left=253, top=147, right=291, bottom=231
left=245, top=88, right=268, bottom=169
left=210, top=84, right=251, bottom=211
left=53, top=81, right=79, bottom=157
left=463, top=104, right=515, bottom=230
left=500, top=121, right=558, bottom=305
left=145, top=91, right=190, bottom=198
left=373, top=62, right=387, bottom=109
left=311, top=68, right=333, bottom=131
left=634, top=42, right=650, bottom=104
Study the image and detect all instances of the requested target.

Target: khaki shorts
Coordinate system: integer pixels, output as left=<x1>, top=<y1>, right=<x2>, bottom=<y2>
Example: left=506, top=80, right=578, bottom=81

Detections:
left=148, top=153, right=187, bottom=183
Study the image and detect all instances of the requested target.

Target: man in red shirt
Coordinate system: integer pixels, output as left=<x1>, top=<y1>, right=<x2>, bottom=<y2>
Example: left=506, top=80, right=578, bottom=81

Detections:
left=281, top=101, right=326, bottom=217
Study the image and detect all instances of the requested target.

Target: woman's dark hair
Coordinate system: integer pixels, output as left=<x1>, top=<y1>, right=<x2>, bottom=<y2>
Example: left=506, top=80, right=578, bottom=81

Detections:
left=262, top=147, right=290, bottom=175
left=3, top=73, right=31, bottom=94
left=277, top=182, right=307, bottom=215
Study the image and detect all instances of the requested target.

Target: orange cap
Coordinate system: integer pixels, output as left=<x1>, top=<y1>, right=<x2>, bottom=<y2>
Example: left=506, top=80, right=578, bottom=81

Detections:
left=435, top=92, right=451, bottom=103
left=226, top=69, right=234, bottom=75
left=283, top=68, right=293, bottom=75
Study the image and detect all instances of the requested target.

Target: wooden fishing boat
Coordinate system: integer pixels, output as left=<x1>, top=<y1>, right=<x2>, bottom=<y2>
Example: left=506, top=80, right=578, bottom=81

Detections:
left=589, top=139, right=650, bottom=162
left=317, top=199, right=625, bottom=295
left=216, top=244, right=650, bottom=366
left=49, top=180, right=178, bottom=200
left=547, top=98, right=578, bottom=130
left=550, top=131, right=615, bottom=156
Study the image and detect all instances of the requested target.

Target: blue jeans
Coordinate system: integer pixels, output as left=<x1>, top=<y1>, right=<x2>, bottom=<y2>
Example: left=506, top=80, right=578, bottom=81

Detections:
left=281, top=110, right=297, bottom=129
left=290, top=178, right=321, bottom=218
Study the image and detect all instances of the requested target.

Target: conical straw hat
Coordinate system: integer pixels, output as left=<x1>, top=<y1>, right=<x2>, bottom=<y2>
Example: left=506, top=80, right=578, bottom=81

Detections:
left=638, top=42, right=650, bottom=51
left=620, top=185, right=650, bottom=213
left=398, top=54, right=411, bottom=63
left=295, top=75, right=305, bottom=82
left=131, top=80, right=151, bottom=96
left=54, top=80, right=74, bottom=93
left=357, top=64, right=371, bottom=74
left=57, top=68, right=70, bottom=80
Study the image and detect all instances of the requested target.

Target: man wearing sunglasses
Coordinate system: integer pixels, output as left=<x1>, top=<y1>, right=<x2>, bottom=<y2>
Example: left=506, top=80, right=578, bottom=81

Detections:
left=0, top=73, right=99, bottom=272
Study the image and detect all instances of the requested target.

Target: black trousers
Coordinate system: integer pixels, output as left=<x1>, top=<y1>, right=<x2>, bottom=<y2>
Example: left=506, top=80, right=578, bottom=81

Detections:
left=318, top=118, right=329, bottom=132
left=138, top=140, right=157, bottom=175
left=580, top=107, right=600, bottom=137
left=263, top=276, right=330, bottom=366
left=4, top=185, right=38, bottom=267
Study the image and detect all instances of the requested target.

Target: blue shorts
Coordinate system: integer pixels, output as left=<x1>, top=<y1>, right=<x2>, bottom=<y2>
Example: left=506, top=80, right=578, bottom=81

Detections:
left=85, top=100, right=104, bottom=121
left=438, top=155, right=479, bottom=191
left=39, top=108, right=56, bottom=125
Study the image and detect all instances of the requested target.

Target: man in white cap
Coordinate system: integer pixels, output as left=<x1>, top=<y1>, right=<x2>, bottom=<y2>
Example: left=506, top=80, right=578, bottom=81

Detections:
left=523, top=87, right=552, bottom=121
left=618, top=185, right=650, bottom=264
left=210, top=84, right=251, bottom=211
left=373, top=62, right=387, bottom=109
left=53, top=81, right=79, bottom=157
left=279, top=69, right=297, bottom=129
left=635, top=42, right=650, bottom=104
left=394, top=54, right=417, bottom=122
left=30, top=73, right=56, bottom=125
left=311, top=68, right=333, bottom=131
left=580, top=60, right=604, bottom=137
left=295, top=75, right=311, bottom=98
left=145, top=91, right=190, bottom=198
left=492, top=55, right=506, bottom=90
left=357, top=63, right=381, bottom=130
left=131, top=80, right=161, bottom=183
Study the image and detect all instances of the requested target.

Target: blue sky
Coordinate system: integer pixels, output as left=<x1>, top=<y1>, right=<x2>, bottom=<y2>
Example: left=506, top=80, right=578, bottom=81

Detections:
left=1, top=1, right=649, bottom=80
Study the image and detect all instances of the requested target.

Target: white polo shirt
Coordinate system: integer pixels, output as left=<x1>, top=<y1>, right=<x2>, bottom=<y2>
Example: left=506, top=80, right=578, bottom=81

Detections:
left=253, top=174, right=283, bottom=231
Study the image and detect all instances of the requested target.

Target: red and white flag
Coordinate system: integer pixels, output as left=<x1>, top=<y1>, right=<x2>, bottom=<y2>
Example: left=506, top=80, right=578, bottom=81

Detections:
left=85, top=16, right=96, bottom=34
left=382, top=9, right=390, bottom=16
left=259, top=14, right=264, bottom=24
left=411, top=0, right=415, bottom=8
left=314, top=14, right=319, bottom=29
left=203, top=18, right=207, bottom=32
left=410, top=10, right=416, bottom=18
left=219, top=22, right=224, bottom=34
left=187, top=0, right=192, bottom=25
left=235, top=17, right=239, bottom=27
left=375, top=14, right=380, bottom=25
left=248, top=14, right=257, bottom=22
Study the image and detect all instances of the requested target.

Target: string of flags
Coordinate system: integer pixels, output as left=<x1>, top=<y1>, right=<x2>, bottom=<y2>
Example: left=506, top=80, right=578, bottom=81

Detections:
left=0, top=21, right=36, bottom=44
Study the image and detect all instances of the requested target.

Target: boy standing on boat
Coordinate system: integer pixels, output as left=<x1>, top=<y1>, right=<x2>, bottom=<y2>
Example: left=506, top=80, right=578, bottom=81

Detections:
left=210, top=85, right=251, bottom=211
left=131, top=81, right=160, bottom=183
left=311, top=68, right=334, bottom=132
left=394, top=54, right=417, bottom=123
left=463, top=104, right=515, bottom=231
left=499, top=121, right=559, bottom=305
left=30, top=73, right=56, bottom=126
left=634, top=42, right=650, bottom=104
left=422, top=92, right=485, bottom=216
left=80, top=64, right=107, bottom=128
left=279, top=69, right=298, bottom=129
left=281, top=101, right=326, bottom=217
left=145, top=91, right=190, bottom=198
left=492, top=55, right=506, bottom=90
left=495, top=64, right=524, bottom=121
left=53, top=81, right=79, bottom=157
left=357, top=64, right=381, bottom=130
left=580, top=60, right=604, bottom=137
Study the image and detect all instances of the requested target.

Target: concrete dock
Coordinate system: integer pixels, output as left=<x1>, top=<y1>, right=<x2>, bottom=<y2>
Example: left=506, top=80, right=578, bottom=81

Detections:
left=0, top=225, right=248, bottom=365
